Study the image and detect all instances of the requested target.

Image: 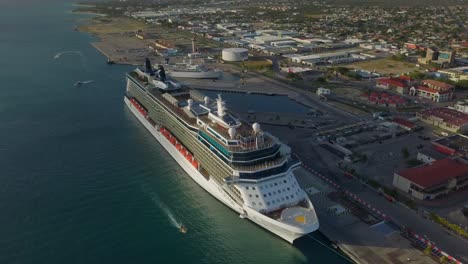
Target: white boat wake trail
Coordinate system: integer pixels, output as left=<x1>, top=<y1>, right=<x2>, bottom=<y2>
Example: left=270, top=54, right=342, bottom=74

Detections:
left=53, top=50, right=83, bottom=59
left=148, top=191, right=182, bottom=229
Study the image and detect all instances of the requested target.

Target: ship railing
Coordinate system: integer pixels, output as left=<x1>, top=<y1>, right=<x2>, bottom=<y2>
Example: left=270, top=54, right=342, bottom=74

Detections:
left=201, top=126, right=277, bottom=153
left=147, top=90, right=198, bottom=126
left=223, top=175, right=240, bottom=185
left=233, top=155, right=287, bottom=172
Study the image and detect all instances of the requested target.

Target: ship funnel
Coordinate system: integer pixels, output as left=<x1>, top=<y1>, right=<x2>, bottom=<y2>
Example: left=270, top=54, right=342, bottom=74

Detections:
left=144, top=58, right=153, bottom=74
left=191, top=36, right=197, bottom=53
left=158, top=65, right=166, bottom=82
left=187, top=99, right=193, bottom=110
left=228, top=127, right=236, bottom=139
left=204, top=96, right=210, bottom=106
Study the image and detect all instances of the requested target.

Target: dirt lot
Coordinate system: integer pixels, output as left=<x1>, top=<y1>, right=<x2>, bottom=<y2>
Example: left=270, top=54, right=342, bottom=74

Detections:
left=78, top=17, right=222, bottom=65
left=332, top=87, right=363, bottom=98
left=78, top=17, right=149, bottom=34
left=327, top=101, right=369, bottom=116
left=349, top=58, right=422, bottom=76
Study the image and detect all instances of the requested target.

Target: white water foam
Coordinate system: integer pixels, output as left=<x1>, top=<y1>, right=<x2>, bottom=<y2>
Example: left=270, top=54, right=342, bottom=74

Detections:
left=146, top=190, right=183, bottom=230
left=53, top=50, right=83, bottom=59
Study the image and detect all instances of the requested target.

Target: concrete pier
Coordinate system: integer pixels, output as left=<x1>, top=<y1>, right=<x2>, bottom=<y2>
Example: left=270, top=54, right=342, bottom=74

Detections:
left=294, top=168, right=437, bottom=264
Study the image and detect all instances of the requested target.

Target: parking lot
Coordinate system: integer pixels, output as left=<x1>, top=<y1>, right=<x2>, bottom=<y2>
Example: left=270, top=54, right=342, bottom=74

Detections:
left=353, top=132, right=433, bottom=187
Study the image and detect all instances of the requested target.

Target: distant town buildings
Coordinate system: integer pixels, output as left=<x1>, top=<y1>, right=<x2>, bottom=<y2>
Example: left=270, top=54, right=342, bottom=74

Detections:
left=437, top=66, right=468, bottom=83
left=409, top=79, right=455, bottom=102
left=454, top=100, right=468, bottom=114
left=392, top=118, right=417, bottom=131
left=418, top=48, right=456, bottom=68
left=376, top=76, right=413, bottom=95
left=365, top=92, right=408, bottom=108
left=432, top=134, right=468, bottom=156
left=417, top=107, right=468, bottom=133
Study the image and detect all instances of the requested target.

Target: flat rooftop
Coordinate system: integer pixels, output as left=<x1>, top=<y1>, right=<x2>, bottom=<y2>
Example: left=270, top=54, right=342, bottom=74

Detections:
left=433, top=134, right=468, bottom=154
left=419, top=108, right=468, bottom=127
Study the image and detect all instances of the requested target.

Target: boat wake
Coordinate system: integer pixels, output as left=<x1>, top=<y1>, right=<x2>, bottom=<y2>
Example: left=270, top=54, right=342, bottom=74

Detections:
left=54, top=50, right=83, bottom=59
left=148, top=191, right=183, bottom=230
left=74, top=80, right=94, bottom=87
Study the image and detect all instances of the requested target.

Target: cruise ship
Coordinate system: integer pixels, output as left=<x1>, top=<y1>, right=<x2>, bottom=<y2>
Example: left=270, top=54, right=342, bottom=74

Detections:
left=124, top=59, right=319, bottom=243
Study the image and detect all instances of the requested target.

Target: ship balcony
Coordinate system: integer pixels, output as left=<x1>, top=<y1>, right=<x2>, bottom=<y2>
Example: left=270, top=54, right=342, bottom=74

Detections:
left=233, top=155, right=287, bottom=173
left=197, top=117, right=277, bottom=153
left=147, top=89, right=198, bottom=126
left=223, top=175, right=240, bottom=185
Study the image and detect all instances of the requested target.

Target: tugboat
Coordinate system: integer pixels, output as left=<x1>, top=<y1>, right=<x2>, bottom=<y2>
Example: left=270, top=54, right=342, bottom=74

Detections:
left=180, top=224, right=187, bottom=234
left=106, top=57, right=114, bottom=64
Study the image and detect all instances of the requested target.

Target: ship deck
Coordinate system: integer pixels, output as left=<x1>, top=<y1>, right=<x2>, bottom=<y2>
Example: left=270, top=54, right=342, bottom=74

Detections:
left=129, top=70, right=277, bottom=153
left=266, top=200, right=318, bottom=227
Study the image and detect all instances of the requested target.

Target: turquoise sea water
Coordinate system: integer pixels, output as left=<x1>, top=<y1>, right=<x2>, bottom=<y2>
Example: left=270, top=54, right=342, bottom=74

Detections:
left=0, top=1, right=351, bottom=263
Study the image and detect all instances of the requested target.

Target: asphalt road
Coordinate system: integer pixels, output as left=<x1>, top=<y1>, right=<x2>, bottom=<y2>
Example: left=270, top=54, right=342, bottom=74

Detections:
left=295, top=143, right=468, bottom=262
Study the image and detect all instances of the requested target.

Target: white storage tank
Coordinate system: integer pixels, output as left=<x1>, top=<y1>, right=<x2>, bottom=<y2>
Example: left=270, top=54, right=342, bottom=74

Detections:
left=222, top=48, right=248, bottom=62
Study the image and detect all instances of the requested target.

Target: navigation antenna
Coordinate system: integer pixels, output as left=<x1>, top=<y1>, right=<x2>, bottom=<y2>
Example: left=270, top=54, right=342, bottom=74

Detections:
left=239, top=59, right=246, bottom=88
left=191, top=35, right=197, bottom=54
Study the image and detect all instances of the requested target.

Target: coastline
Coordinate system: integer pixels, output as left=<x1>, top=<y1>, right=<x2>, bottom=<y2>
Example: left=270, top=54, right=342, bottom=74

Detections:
left=73, top=13, right=158, bottom=65
left=72, top=10, right=107, bottom=16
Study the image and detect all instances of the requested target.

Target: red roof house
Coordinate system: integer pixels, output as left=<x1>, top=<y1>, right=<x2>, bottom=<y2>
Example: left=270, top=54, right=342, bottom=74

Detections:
left=393, top=158, right=468, bottom=200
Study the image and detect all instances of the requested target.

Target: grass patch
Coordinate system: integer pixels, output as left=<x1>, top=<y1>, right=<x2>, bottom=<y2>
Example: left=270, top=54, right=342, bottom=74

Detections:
left=243, top=60, right=273, bottom=71
left=349, top=58, right=426, bottom=76
left=429, top=213, right=468, bottom=238
left=327, top=101, right=369, bottom=116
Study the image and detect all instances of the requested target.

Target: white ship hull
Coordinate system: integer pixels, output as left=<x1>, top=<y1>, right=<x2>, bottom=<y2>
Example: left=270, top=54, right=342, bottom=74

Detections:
left=168, top=70, right=222, bottom=79
left=125, top=97, right=318, bottom=243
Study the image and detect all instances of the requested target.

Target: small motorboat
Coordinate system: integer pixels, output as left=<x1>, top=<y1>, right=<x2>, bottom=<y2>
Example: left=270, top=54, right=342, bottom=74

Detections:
left=180, top=225, right=187, bottom=234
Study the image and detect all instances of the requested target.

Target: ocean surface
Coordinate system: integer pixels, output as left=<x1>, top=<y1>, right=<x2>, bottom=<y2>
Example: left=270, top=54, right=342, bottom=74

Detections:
left=0, top=1, right=351, bottom=263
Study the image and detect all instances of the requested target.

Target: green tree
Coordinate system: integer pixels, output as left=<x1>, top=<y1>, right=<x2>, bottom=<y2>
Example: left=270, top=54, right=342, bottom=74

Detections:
left=456, top=80, right=468, bottom=90
left=361, top=154, right=368, bottom=163
left=334, top=66, right=349, bottom=75
left=391, top=54, right=406, bottom=61
left=316, top=77, right=327, bottom=83
left=416, top=50, right=426, bottom=57
left=346, top=71, right=362, bottom=80
left=402, top=147, right=410, bottom=159
left=424, top=245, right=432, bottom=255
left=408, top=71, right=426, bottom=80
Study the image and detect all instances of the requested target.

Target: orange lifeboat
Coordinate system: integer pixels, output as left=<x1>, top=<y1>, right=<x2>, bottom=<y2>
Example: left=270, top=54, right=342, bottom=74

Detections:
left=158, top=126, right=200, bottom=169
